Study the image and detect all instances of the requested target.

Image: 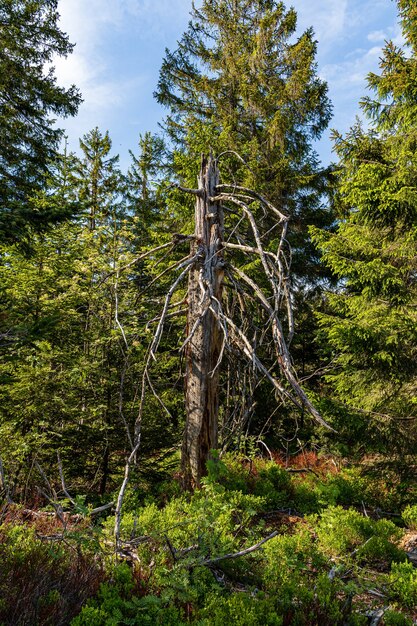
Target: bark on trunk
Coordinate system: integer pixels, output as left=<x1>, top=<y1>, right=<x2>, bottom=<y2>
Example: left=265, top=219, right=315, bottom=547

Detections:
left=182, top=154, right=224, bottom=489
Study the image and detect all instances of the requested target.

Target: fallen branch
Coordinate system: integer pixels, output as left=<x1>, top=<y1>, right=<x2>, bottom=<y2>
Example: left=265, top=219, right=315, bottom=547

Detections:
left=190, top=530, right=279, bottom=568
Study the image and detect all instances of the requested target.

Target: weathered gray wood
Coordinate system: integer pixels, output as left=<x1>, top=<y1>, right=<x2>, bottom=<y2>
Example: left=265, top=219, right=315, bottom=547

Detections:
left=182, top=154, right=224, bottom=488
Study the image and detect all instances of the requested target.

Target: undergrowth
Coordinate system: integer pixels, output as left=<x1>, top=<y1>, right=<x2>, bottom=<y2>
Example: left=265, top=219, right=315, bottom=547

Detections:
left=0, top=453, right=416, bottom=625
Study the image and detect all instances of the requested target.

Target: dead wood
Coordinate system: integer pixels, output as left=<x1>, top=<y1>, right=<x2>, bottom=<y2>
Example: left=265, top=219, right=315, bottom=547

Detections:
left=188, top=530, right=279, bottom=568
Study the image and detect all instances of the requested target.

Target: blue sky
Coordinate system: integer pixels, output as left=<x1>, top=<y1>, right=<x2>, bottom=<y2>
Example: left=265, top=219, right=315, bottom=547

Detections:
left=55, top=0, right=401, bottom=170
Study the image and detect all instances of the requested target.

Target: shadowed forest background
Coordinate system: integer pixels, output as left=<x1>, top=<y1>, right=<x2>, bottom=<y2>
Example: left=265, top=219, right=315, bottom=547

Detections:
left=0, top=1, right=417, bottom=624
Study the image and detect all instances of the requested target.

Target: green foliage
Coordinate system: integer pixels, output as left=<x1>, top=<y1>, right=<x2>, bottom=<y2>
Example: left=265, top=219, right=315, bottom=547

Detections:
left=312, top=506, right=404, bottom=566
left=252, top=464, right=293, bottom=508
left=388, top=561, right=417, bottom=609
left=1, top=458, right=414, bottom=625
left=197, top=592, right=282, bottom=626
left=402, top=504, right=417, bottom=529
left=383, top=610, right=413, bottom=626
left=0, top=523, right=101, bottom=626
left=103, top=480, right=265, bottom=600
left=0, top=127, right=179, bottom=498
left=0, top=0, right=82, bottom=243
left=205, top=454, right=294, bottom=509
left=2, top=1, right=417, bottom=624
left=289, top=467, right=377, bottom=514
left=157, top=0, right=331, bottom=209
left=71, top=564, right=185, bottom=626
left=311, top=0, right=417, bottom=462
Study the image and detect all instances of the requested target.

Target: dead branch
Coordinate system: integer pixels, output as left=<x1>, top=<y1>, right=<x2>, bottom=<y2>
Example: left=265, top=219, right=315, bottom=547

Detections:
left=286, top=467, right=320, bottom=478
left=223, top=241, right=278, bottom=260
left=99, top=241, right=174, bottom=286
left=57, top=453, right=75, bottom=506
left=150, top=256, right=197, bottom=360
left=215, top=183, right=289, bottom=222
left=114, top=440, right=141, bottom=550
left=114, top=270, right=129, bottom=352
left=171, top=183, right=203, bottom=197
left=90, top=501, right=115, bottom=515
left=34, top=461, right=67, bottom=527
left=190, top=530, right=279, bottom=568
left=146, top=253, right=195, bottom=298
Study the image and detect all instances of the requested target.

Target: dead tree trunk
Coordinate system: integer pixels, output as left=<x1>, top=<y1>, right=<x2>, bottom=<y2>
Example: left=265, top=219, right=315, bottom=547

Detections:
left=182, top=154, right=224, bottom=488
left=127, top=151, right=331, bottom=500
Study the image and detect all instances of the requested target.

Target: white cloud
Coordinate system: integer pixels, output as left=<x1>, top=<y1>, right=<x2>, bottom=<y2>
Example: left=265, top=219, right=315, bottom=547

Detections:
left=367, top=29, right=386, bottom=43
left=294, top=0, right=348, bottom=48
left=122, top=0, right=193, bottom=37
left=321, top=45, right=382, bottom=93
left=55, top=0, right=192, bottom=115
left=55, top=1, right=124, bottom=114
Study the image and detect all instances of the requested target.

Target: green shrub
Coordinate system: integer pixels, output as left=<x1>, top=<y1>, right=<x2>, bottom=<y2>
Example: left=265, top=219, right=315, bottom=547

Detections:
left=357, top=533, right=407, bottom=567
left=383, top=610, right=413, bottom=626
left=262, top=530, right=323, bottom=592
left=71, top=565, right=185, bottom=625
left=253, top=463, right=292, bottom=508
left=325, top=468, right=368, bottom=507
left=102, top=481, right=265, bottom=602
left=388, top=561, right=417, bottom=609
left=402, top=504, right=417, bottom=530
left=262, top=533, right=358, bottom=625
left=197, top=592, right=282, bottom=626
left=312, top=507, right=374, bottom=556
left=291, top=479, right=322, bottom=513
left=206, top=452, right=250, bottom=493
left=0, top=523, right=102, bottom=626
left=312, top=506, right=404, bottom=566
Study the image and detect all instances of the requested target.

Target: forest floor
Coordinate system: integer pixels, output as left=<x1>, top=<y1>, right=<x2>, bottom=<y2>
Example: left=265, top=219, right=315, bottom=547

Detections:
left=0, top=451, right=416, bottom=625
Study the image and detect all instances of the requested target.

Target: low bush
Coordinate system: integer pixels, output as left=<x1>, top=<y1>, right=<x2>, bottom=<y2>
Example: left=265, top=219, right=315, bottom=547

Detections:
left=402, top=504, right=417, bottom=530
left=196, top=591, right=283, bottom=626
left=383, top=610, right=413, bottom=626
left=388, top=561, right=417, bottom=609
left=312, top=506, right=404, bottom=567
left=3, top=454, right=414, bottom=625
left=71, top=564, right=185, bottom=625
left=0, top=523, right=102, bottom=626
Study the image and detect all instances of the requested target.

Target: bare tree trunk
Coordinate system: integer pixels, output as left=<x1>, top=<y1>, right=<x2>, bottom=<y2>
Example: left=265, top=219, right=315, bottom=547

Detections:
left=182, top=154, right=224, bottom=488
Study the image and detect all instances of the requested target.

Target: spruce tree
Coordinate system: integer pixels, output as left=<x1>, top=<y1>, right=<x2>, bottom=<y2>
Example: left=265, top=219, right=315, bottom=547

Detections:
left=0, top=131, right=147, bottom=496
left=126, top=132, right=167, bottom=247
left=156, top=0, right=332, bottom=272
left=311, top=0, right=417, bottom=458
left=155, top=0, right=333, bottom=448
left=0, top=0, right=81, bottom=243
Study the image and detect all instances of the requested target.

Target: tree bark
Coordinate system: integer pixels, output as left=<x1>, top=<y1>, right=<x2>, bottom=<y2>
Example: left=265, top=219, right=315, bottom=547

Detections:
left=182, top=154, right=224, bottom=488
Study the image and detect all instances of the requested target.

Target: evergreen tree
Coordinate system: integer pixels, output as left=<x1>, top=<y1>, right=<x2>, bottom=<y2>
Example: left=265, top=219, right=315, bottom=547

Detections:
left=0, top=131, right=147, bottom=496
left=156, top=0, right=332, bottom=275
left=311, top=0, right=417, bottom=457
left=126, top=132, right=167, bottom=248
left=0, top=0, right=81, bottom=243
left=155, top=0, right=333, bottom=446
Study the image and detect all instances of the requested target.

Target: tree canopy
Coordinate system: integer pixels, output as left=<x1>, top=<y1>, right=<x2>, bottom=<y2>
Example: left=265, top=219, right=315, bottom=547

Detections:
left=311, top=0, right=417, bottom=454
left=0, top=0, right=81, bottom=243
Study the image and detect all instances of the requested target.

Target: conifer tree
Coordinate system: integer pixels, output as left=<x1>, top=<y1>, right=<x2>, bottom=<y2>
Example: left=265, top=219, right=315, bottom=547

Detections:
left=311, top=0, right=417, bottom=456
left=156, top=0, right=332, bottom=277
left=0, top=0, right=81, bottom=243
left=155, top=0, right=333, bottom=448
left=0, top=131, right=147, bottom=495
